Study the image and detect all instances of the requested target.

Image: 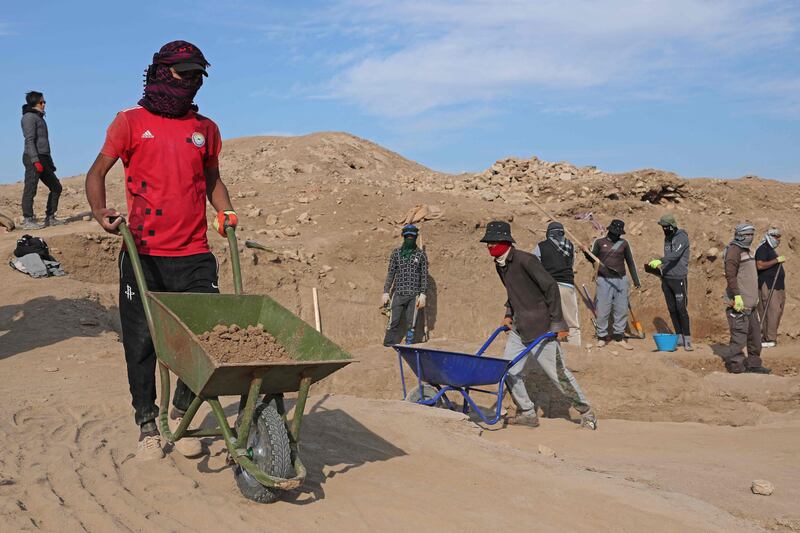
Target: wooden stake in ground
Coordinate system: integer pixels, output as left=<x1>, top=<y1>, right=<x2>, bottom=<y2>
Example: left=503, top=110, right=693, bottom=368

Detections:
left=312, top=287, right=322, bottom=333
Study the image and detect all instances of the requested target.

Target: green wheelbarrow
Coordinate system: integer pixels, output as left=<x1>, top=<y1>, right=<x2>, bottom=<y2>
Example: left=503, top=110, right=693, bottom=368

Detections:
left=118, top=221, right=354, bottom=503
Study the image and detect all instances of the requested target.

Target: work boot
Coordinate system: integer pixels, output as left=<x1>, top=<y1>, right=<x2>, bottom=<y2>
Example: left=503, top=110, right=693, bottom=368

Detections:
left=683, top=336, right=694, bottom=352
left=136, top=426, right=164, bottom=461
left=169, top=408, right=203, bottom=457
left=613, top=338, right=634, bottom=351
left=579, top=408, right=598, bottom=430
left=596, top=339, right=607, bottom=348
left=22, top=217, right=44, bottom=230
left=507, top=408, right=539, bottom=427
left=745, top=366, right=772, bottom=374
left=44, top=215, right=65, bottom=226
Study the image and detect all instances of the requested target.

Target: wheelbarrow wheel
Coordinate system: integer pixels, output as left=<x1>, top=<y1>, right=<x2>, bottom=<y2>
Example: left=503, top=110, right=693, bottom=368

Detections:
left=233, top=402, right=292, bottom=503
left=405, top=383, right=443, bottom=407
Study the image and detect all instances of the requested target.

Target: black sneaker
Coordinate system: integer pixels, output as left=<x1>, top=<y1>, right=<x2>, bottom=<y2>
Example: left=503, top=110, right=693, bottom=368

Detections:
left=44, top=215, right=65, bottom=226
left=745, top=366, right=772, bottom=374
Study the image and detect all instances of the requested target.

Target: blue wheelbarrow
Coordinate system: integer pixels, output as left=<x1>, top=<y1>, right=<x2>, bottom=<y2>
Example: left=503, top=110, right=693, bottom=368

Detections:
left=392, top=327, right=556, bottom=424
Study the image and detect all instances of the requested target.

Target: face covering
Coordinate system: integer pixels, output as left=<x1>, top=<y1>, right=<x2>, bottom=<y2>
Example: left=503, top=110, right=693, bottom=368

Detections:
left=400, top=236, right=417, bottom=259
left=662, top=225, right=677, bottom=238
left=761, top=228, right=781, bottom=249
left=488, top=242, right=512, bottom=258
left=139, top=41, right=209, bottom=118
left=547, top=227, right=572, bottom=257
left=731, top=223, right=755, bottom=249
left=607, top=231, right=621, bottom=243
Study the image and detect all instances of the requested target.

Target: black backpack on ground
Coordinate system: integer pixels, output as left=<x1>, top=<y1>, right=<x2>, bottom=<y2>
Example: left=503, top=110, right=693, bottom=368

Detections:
left=14, top=234, right=56, bottom=262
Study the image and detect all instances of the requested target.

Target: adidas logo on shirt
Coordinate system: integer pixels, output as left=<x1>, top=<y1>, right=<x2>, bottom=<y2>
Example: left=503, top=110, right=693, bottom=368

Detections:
left=141, top=130, right=154, bottom=139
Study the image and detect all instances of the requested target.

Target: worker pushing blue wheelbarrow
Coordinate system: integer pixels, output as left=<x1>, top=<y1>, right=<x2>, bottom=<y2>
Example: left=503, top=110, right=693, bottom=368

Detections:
left=392, top=327, right=558, bottom=425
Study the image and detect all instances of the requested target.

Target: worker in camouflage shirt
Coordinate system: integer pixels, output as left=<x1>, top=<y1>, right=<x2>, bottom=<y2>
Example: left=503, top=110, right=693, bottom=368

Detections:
left=382, top=224, right=428, bottom=345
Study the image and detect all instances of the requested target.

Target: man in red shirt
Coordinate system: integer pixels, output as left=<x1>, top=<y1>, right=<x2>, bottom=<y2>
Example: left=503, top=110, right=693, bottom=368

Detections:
left=86, top=41, right=238, bottom=460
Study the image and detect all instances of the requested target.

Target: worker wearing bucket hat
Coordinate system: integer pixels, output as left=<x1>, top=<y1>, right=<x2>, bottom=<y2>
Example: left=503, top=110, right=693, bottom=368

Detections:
left=481, top=221, right=596, bottom=430
left=382, top=224, right=428, bottom=346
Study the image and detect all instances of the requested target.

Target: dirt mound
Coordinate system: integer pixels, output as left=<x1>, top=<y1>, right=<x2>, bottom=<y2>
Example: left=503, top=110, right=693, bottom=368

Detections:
left=4, top=132, right=800, bottom=348
left=198, top=324, right=291, bottom=364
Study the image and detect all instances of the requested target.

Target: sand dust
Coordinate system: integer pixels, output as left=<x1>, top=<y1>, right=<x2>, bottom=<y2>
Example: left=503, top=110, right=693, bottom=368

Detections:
left=198, top=324, right=292, bottom=364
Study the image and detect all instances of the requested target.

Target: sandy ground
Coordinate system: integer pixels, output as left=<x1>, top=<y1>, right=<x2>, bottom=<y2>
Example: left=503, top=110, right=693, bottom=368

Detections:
left=1, top=222, right=799, bottom=532
left=1, top=134, right=799, bottom=531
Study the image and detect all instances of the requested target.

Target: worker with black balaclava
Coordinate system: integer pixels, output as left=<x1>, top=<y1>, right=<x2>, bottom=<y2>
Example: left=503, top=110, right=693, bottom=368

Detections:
left=382, top=224, right=428, bottom=346
left=756, top=227, right=787, bottom=348
left=583, top=219, right=640, bottom=350
left=723, top=223, right=771, bottom=374
left=647, top=214, right=693, bottom=351
left=86, top=41, right=238, bottom=461
left=533, top=221, right=582, bottom=346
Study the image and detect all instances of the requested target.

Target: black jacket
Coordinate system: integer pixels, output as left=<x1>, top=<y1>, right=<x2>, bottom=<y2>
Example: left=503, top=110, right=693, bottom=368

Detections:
left=495, top=248, right=567, bottom=343
left=21, top=105, right=51, bottom=163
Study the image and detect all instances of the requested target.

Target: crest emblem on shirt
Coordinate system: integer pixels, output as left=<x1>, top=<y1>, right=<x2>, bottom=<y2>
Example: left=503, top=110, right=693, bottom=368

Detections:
left=191, top=132, right=205, bottom=148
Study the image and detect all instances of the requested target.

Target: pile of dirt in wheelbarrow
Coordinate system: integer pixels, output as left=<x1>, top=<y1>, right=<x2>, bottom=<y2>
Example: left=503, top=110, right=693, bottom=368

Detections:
left=197, top=324, right=292, bottom=364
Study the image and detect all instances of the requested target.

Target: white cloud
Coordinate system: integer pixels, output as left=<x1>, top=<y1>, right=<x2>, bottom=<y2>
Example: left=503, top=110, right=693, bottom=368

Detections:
left=319, top=0, right=799, bottom=117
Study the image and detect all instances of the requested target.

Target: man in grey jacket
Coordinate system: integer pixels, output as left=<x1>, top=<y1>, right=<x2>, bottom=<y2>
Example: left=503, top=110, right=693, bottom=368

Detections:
left=647, top=214, right=693, bottom=350
left=20, top=91, right=62, bottom=229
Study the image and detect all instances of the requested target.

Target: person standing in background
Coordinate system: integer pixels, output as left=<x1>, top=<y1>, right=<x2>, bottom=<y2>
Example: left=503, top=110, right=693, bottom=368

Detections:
left=647, top=214, right=693, bottom=351
left=20, top=91, right=62, bottom=229
left=755, top=227, right=786, bottom=348
left=533, top=221, right=581, bottom=346
left=382, top=224, right=428, bottom=346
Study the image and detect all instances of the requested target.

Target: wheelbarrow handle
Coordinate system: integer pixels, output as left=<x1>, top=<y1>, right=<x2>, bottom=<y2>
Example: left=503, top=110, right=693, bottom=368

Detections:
left=225, top=226, right=243, bottom=295
left=118, top=220, right=157, bottom=335
left=508, top=332, right=558, bottom=369
left=475, top=326, right=511, bottom=356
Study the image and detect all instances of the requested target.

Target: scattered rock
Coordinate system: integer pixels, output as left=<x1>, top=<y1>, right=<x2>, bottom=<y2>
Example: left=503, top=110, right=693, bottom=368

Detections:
left=283, top=226, right=300, bottom=237
left=297, top=212, right=311, bottom=224
left=537, top=444, right=557, bottom=458
left=320, top=264, right=334, bottom=273
left=265, top=214, right=278, bottom=226
left=751, top=479, right=774, bottom=496
left=42, top=366, right=59, bottom=373
left=298, top=197, right=310, bottom=204
left=347, top=281, right=357, bottom=290
left=247, top=207, right=262, bottom=217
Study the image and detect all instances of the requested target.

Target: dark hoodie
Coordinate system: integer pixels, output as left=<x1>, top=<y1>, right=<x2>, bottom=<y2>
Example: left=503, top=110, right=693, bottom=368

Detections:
left=21, top=104, right=50, bottom=163
left=660, top=228, right=690, bottom=279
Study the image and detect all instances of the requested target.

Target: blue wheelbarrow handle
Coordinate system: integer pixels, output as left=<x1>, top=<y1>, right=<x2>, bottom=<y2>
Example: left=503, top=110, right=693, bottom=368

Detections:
left=475, top=327, right=557, bottom=362
left=507, top=331, right=558, bottom=369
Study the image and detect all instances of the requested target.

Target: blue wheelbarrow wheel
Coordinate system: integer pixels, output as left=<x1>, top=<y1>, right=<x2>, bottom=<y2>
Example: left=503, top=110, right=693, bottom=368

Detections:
left=405, top=383, right=443, bottom=407
left=233, top=401, right=293, bottom=503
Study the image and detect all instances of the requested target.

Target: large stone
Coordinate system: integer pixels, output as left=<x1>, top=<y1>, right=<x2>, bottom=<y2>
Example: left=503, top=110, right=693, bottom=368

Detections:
left=751, top=480, right=774, bottom=496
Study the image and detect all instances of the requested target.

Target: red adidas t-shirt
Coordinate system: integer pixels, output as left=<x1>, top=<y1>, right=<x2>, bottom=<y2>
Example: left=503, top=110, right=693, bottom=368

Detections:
left=100, top=106, right=221, bottom=256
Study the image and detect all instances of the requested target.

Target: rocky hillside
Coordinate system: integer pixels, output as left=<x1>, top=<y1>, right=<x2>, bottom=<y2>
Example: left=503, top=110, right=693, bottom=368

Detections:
left=2, top=132, right=799, bottom=346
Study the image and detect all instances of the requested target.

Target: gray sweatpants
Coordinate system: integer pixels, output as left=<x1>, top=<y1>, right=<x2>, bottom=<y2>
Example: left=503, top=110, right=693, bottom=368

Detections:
left=502, top=329, right=589, bottom=413
left=595, top=276, right=629, bottom=338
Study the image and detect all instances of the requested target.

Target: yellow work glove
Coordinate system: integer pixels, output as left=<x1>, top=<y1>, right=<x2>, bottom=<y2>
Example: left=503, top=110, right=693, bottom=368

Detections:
left=777, top=255, right=786, bottom=263
left=648, top=259, right=662, bottom=269
left=733, top=295, right=745, bottom=312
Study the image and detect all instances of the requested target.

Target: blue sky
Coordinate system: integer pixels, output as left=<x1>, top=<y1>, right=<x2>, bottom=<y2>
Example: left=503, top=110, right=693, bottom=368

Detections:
left=1, top=0, right=799, bottom=184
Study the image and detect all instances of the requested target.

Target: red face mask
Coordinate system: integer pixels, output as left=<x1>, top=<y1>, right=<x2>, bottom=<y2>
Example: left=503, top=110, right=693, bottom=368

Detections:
left=488, top=242, right=512, bottom=257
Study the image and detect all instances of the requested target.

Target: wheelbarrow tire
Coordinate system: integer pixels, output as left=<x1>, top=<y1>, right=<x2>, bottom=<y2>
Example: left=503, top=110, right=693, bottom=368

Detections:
left=233, top=402, right=292, bottom=503
left=405, top=383, right=443, bottom=407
